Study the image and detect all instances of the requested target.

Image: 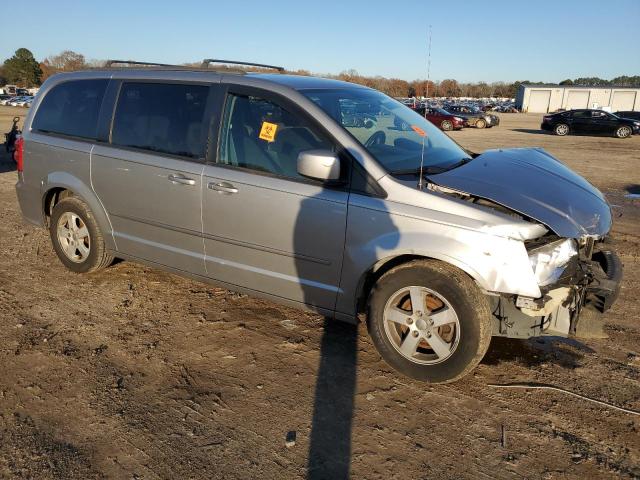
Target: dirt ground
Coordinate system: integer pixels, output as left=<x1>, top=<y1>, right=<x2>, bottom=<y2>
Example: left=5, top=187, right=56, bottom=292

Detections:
left=0, top=105, right=639, bottom=479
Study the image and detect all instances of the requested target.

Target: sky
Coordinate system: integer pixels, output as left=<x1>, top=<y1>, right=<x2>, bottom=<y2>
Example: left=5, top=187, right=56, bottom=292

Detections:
left=1, top=0, right=639, bottom=83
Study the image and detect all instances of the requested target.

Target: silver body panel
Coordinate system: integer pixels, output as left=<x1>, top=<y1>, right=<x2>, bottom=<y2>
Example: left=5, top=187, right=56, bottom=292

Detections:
left=92, top=145, right=206, bottom=274
left=201, top=164, right=348, bottom=310
left=14, top=69, right=612, bottom=326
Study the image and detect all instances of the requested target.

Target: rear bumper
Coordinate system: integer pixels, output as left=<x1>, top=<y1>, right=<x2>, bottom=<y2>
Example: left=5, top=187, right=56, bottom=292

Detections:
left=15, top=174, right=45, bottom=227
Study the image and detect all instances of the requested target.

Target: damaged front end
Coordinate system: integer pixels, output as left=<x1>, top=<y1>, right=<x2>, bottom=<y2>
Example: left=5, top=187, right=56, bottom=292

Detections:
left=422, top=147, right=623, bottom=340
left=492, top=235, right=623, bottom=339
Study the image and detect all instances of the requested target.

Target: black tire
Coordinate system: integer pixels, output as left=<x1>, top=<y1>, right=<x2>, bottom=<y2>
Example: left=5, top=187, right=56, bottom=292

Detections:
left=367, top=259, right=492, bottom=383
left=615, top=125, right=632, bottom=138
left=49, top=196, right=114, bottom=273
left=475, top=118, right=486, bottom=129
left=554, top=123, right=569, bottom=136
left=441, top=120, right=453, bottom=131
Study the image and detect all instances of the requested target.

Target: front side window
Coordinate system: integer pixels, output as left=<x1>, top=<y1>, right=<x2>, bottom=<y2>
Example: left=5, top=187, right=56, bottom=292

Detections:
left=218, top=93, right=333, bottom=180
left=111, top=82, right=209, bottom=159
left=303, top=88, right=470, bottom=174
left=32, top=79, right=108, bottom=139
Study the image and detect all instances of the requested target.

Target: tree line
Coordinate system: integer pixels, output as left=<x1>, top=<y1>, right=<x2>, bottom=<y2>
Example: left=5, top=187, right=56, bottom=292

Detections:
left=2, top=48, right=639, bottom=99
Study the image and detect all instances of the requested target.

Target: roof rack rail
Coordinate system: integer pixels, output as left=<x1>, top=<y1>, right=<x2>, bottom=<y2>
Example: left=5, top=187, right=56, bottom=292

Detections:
left=104, top=59, right=180, bottom=68
left=201, top=59, right=284, bottom=72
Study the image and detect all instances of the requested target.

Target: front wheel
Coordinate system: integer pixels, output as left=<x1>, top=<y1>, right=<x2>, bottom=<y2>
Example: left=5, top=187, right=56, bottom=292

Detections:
left=475, top=119, right=486, bottom=129
left=615, top=126, right=632, bottom=138
left=367, top=260, right=492, bottom=383
left=49, top=196, right=114, bottom=273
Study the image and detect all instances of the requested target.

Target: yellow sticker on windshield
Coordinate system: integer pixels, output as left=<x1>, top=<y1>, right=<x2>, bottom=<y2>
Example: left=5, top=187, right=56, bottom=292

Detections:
left=411, top=125, right=426, bottom=137
left=259, top=121, right=278, bottom=142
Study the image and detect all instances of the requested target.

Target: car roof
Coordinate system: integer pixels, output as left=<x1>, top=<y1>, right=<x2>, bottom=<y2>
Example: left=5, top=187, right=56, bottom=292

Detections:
left=249, top=73, right=365, bottom=90
left=45, top=68, right=367, bottom=93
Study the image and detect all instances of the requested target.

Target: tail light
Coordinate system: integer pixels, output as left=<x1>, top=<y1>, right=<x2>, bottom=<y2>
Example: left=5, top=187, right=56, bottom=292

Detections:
left=13, top=135, right=24, bottom=172
left=543, top=116, right=552, bottom=123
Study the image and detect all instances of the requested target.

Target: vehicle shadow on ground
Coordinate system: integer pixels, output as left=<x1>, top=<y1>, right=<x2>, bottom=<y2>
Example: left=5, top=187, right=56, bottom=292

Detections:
left=482, top=336, right=594, bottom=370
left=307, top=319, right=358, bottom=479
left=297, top=183, right=397, bottom=478
left=510, top=129, right=548, bottom=135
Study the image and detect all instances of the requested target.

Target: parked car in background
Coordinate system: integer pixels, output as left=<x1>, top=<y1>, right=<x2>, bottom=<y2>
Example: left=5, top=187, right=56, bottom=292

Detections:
left=19, top=97, right=33, bottom=107
left=416, top=106, right=466, bottom=131
left=542, top=109, right=639, bottom=138
left=13, top=97, right=33, bottom=107
left=0, top=94, right=13, bottom=103
left=9, top=96, right=30, bottom=106
left=446, top=105, right=500, bottom=128
left=614, top=111, right=640, bottom=122
left=1, top=96, right=19, bottom=106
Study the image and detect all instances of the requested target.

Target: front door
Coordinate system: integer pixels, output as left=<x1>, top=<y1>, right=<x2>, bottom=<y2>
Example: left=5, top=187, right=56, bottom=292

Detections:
left=201, top=89, right=349, bottom=311
left=92, top=81, right=211, bottom=273
left=589, top=110, right=617, bottom=135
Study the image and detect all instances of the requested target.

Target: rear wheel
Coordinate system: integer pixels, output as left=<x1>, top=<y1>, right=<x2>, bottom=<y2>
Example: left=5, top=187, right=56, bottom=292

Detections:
left=475, top=119, right=486, bottom=129
left=554, top=123, right=569, bottom=136
left=615, top=126, right=632, bottom=138
left=440, top=120, right=453, bottom=131
left=49, top=197, right=114, bottom=273
left=367, top=260, right=492, bottom=383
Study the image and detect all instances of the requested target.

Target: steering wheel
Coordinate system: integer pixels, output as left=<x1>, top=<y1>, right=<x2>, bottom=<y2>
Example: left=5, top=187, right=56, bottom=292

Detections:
left=364, top=130, right=386, bottom=148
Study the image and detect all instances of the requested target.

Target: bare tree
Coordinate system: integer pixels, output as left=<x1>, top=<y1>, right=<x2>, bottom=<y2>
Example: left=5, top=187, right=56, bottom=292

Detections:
left=45, top=50, right=87, bottom=71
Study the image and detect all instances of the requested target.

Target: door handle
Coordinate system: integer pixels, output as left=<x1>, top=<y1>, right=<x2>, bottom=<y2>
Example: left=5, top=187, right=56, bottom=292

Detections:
left=208, top=181, right=238, bottom=194
left=168, top=174, right=196, bottom=186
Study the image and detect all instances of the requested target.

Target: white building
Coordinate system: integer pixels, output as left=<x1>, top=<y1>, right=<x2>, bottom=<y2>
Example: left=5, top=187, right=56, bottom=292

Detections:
left=516, top=85, right=640, bottom=113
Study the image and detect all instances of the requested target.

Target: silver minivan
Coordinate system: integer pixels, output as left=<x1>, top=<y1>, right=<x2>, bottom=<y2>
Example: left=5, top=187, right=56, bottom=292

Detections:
left=14, top=60, right=622, bottom=383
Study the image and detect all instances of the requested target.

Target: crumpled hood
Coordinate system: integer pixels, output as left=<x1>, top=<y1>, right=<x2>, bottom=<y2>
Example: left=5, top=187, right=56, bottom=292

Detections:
left=428, top=148, right=612, bottom=238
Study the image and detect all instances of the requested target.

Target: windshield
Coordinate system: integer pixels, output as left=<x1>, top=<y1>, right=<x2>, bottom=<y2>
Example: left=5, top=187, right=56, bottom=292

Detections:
left=302, top=88, right=471, bottom=173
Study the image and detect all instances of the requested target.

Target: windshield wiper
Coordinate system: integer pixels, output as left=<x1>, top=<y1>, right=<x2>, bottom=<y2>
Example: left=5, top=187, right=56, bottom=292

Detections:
left=441, top=157, right=472, bottom=172
left=391, top=157, right=472, bottom=176
left=391, top=166, right=448, bottom=175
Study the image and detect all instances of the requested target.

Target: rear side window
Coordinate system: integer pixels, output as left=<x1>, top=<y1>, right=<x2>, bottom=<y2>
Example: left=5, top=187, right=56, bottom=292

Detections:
left=32, top=79, right=108, bottom=139
left=111, top=82, right=209, bottom=159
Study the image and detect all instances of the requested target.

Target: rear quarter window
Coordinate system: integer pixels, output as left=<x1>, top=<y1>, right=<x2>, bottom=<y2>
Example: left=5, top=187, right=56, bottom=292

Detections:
left=110, top=82, right=209, bottom=159
left=32, top=79, right=108, bottom=139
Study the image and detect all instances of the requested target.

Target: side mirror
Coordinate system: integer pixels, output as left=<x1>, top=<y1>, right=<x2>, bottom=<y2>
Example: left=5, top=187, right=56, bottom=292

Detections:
left=297, top=150, right=341, bottom=182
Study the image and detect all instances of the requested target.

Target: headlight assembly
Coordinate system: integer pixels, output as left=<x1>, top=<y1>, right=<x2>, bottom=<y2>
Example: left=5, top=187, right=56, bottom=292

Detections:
left=528, top=238, right=577, bottom=286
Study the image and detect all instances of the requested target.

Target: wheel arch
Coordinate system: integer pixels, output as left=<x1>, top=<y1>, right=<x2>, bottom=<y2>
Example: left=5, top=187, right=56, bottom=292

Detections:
left=354, top=252, right=488, bottom=316
left=42, top=172, right=116, bottom=250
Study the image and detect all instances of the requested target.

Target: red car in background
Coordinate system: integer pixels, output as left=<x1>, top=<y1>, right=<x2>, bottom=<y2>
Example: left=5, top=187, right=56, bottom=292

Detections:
left=416, top=106, right=467, bottom=131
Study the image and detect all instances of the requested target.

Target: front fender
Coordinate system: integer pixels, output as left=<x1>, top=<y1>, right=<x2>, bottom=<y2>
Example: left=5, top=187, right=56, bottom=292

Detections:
left=336, top=203, right=541, bottom=316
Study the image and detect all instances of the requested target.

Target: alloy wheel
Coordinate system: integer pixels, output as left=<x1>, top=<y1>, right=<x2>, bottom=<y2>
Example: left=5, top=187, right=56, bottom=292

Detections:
left=56, top=212, right=91, bottom=263
left=617, top=126, right=631, bottom=138
left=383, top=286, right=461, bottom=365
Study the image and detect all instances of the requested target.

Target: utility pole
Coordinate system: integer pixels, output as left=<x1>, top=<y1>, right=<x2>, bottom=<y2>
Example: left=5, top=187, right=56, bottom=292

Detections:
left=426, top=24, right=432, bottom=100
